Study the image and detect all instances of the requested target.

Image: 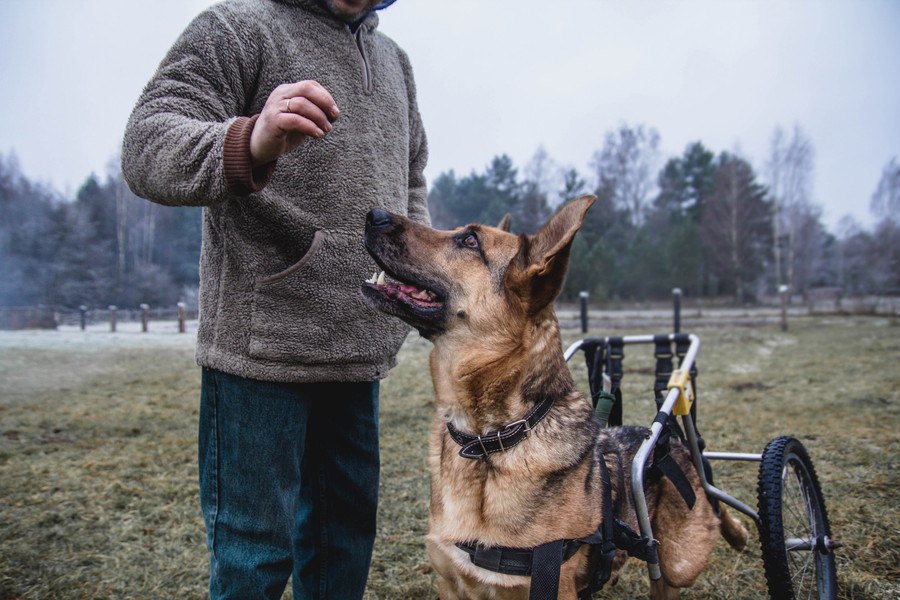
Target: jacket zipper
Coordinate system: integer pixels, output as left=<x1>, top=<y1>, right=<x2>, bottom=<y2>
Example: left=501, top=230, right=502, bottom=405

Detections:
left=354, top=28, right=374, bottom=94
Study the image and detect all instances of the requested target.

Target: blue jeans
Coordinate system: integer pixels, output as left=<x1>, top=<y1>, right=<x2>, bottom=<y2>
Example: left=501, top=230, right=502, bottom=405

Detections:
left=199, top=368, right=380, bottom=600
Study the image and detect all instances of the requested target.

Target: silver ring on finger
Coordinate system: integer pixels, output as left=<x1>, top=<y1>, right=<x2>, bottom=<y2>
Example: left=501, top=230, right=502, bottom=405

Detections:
left=286, top=97, right=292, bottom=113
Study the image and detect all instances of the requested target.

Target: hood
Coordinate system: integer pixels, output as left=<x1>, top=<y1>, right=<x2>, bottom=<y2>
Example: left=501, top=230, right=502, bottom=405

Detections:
left=274, top=0, right=394, bottom=30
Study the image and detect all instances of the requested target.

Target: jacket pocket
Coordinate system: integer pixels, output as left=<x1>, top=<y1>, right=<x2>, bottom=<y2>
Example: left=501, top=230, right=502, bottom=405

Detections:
left=247, top=230, right=410, bottom=365
left=255, top=230, right=325, bottom=287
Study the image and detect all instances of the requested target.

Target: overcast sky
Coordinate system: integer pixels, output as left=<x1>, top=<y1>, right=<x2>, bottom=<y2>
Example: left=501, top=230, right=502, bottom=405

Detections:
left=1, top=0, right=897, bottom=229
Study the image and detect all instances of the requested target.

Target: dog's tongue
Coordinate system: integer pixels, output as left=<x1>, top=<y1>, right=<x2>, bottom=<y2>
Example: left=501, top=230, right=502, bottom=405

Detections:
left=381, top=281, right=438, bottom=305
left=366, top=270, right=439, bottom=305
left=398, top=284, right=431, bottom=301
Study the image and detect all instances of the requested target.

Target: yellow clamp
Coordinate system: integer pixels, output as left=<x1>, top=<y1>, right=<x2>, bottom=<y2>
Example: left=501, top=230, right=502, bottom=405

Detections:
left=667, top=369, right=695, bottom=416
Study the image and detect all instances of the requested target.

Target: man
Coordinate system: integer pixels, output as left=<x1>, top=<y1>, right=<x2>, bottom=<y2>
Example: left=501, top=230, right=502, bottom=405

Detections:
left=121, top=0, right=428, bottom=598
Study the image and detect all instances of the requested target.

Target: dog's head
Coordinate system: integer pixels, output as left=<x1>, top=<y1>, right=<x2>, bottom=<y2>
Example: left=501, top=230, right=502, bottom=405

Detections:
left=361, top=195, right=595, bottom=340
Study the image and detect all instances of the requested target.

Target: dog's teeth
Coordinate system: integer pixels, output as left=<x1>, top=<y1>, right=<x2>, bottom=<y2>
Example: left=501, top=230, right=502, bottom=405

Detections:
left=376, top=271, right=386, bottom=285
left=366, top=271, right=378, bottom=284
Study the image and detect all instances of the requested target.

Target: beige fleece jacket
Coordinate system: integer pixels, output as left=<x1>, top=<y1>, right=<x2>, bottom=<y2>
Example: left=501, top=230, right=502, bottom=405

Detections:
left=122, top=0, right=428, bottom=382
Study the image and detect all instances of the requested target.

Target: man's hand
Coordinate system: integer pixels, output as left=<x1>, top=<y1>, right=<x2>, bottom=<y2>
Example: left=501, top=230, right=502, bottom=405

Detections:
left=249, top=81, right=340, bottom=167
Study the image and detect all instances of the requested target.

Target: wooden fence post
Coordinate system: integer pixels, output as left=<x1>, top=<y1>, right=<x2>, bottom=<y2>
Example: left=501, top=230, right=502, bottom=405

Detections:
left=779, top=285, right=789, bottom=332
left=140, top=304, right=150, bottom=333
left=79, top=305, right=87, bottom=331
left=672, top=288, right=682, bottom=333
left=177, top=302, right=187, bottom=334
left=108, top=305, right=117, bottom=332
left=579, top=291, right=589, bottom=333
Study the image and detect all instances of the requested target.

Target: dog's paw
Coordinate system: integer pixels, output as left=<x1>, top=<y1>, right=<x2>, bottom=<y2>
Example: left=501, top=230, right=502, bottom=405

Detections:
left=721, top=510, right=750, bottom=551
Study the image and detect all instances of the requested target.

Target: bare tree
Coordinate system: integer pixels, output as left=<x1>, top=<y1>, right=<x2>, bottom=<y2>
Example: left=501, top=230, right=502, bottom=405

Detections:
left=870, top=219, right=900, bottom=291
left=766, top=125, right=816, bottom=293
left=789, top=204, right=830, bottom=293
left=591, top=123, right=660, bottom=226
left=518, top=147, right=554, bottom=233
left=130, top=195, right=158, bottom=267
left=524, top=146, right=557, bottom=200
left=867, top=160, right=900, bottom=292
left=107, top=157, right=131, bottom=284
left=871, top=157, right=899, bottom=223
left=835, top=215, right=861, bottom=292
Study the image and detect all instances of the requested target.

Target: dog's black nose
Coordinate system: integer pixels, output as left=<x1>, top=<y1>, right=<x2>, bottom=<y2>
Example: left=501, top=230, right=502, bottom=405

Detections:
left=367, top=208, right=393, bottom=228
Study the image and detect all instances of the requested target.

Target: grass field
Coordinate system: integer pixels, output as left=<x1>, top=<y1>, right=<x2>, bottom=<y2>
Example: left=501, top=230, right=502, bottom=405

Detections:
left=1, top=316, right=898, bottom=599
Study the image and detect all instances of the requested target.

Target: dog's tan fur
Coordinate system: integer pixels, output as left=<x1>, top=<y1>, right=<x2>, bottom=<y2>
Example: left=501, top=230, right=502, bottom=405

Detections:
left=362, top=196, right=749, bottom=599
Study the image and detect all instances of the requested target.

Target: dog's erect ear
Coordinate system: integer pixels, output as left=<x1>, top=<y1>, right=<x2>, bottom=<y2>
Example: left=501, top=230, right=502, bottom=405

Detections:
left=496, top=213, right=512, bottom=232
left=518, top=195, right=595, bottom=313
left=528, top=195, right=595, bottom=267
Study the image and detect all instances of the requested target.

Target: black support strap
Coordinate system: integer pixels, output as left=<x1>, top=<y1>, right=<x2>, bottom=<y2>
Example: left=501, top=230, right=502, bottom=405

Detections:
left=606, top=338, right=624, bottom=426
left=648, top=450, right=697, bottom=510
left=529, top=540, right=566, bottom=600
left=653, top=335, right=674, bottom=404
left=581, top=339, right=607, bottom=408
left=581, top=340, right=617, bottom=427
left=578, top=454, right=619, bottom=598
left=456, top=538, right=585, bottom=577
left=653, top=335, right=689, bottom=444
left=611, top=518, right=658, bottom=565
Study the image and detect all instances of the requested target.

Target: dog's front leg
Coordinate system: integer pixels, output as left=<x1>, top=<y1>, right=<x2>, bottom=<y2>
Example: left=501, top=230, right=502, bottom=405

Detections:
left=435, top=575, right=464, bottom=600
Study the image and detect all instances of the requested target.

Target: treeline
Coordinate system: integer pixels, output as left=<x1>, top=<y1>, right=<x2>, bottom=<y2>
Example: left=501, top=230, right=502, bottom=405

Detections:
left=428, top=124, right=900, bottom=302
left=1, top=123, right=897, bottom=310
left=0, top=154, right=201, bottom=309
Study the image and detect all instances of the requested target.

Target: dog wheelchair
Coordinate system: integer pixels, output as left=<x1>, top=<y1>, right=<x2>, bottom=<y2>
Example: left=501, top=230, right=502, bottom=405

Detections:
left=564, top=332, right=839, bottom=600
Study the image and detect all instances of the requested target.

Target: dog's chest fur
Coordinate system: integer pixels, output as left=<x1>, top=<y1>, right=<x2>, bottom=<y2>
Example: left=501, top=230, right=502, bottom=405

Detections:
left=427, top=403, right=605, bottom=545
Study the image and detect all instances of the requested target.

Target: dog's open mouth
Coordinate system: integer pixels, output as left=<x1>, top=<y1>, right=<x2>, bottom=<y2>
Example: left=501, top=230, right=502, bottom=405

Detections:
left=362, top=270, right=444, bottom=310
left=361, top=214, right=449, bottom=338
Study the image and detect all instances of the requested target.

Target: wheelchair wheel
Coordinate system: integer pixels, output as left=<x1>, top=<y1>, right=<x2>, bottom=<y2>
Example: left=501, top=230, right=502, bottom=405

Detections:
left=757, top=436, right=837, bottom=600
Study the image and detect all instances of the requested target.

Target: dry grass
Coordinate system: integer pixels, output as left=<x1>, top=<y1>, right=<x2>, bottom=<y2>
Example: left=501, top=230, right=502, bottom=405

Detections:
left=1, top=316, right=897, bottom=599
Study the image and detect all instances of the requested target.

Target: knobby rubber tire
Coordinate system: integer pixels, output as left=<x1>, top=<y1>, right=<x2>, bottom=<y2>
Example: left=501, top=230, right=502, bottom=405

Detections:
left=757, top=436, right=837, bottom=600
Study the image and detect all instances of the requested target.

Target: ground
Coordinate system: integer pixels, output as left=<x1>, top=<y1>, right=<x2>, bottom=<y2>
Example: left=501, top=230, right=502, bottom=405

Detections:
left=0, top=315, right=897, bottom=599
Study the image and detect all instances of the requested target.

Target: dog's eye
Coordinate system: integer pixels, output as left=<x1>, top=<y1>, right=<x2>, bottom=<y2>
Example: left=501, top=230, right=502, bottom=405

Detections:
left=462, top=234, right=479, bottom=249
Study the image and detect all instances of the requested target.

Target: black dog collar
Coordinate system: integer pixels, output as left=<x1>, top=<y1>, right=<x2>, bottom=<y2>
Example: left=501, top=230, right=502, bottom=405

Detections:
left=446, top=396, right=555, bottom=460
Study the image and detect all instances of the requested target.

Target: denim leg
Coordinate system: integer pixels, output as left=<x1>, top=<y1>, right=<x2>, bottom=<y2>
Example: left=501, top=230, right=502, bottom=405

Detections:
left=292, top=381, right=380, bottom=600
left=199, top=368, right=312, bottom=600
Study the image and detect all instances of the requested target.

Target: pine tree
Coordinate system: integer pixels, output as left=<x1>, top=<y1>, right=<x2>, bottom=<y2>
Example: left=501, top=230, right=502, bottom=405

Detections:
left=701, top=153, right=773, bottom=301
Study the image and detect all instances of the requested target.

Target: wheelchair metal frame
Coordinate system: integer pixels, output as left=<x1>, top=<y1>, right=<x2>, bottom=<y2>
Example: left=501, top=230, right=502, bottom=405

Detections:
left=564, top=333, right=761, bottom=582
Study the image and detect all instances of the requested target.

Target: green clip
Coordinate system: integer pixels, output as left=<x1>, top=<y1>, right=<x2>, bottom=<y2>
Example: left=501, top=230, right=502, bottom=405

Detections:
left=592, top=390, right=616, bottom=427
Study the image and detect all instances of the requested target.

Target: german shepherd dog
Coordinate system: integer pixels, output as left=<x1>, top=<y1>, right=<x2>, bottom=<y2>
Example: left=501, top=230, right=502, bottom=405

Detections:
left=361, top=196, right=749, bottom=599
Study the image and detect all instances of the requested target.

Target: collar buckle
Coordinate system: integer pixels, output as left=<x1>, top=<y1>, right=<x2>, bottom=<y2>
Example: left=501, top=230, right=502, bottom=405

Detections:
left=501, top=418, right=531, bottom=437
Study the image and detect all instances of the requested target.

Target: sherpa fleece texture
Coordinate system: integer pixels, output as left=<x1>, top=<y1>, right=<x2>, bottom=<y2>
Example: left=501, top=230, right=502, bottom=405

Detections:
left=122, top=0, right=429, bottom=383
